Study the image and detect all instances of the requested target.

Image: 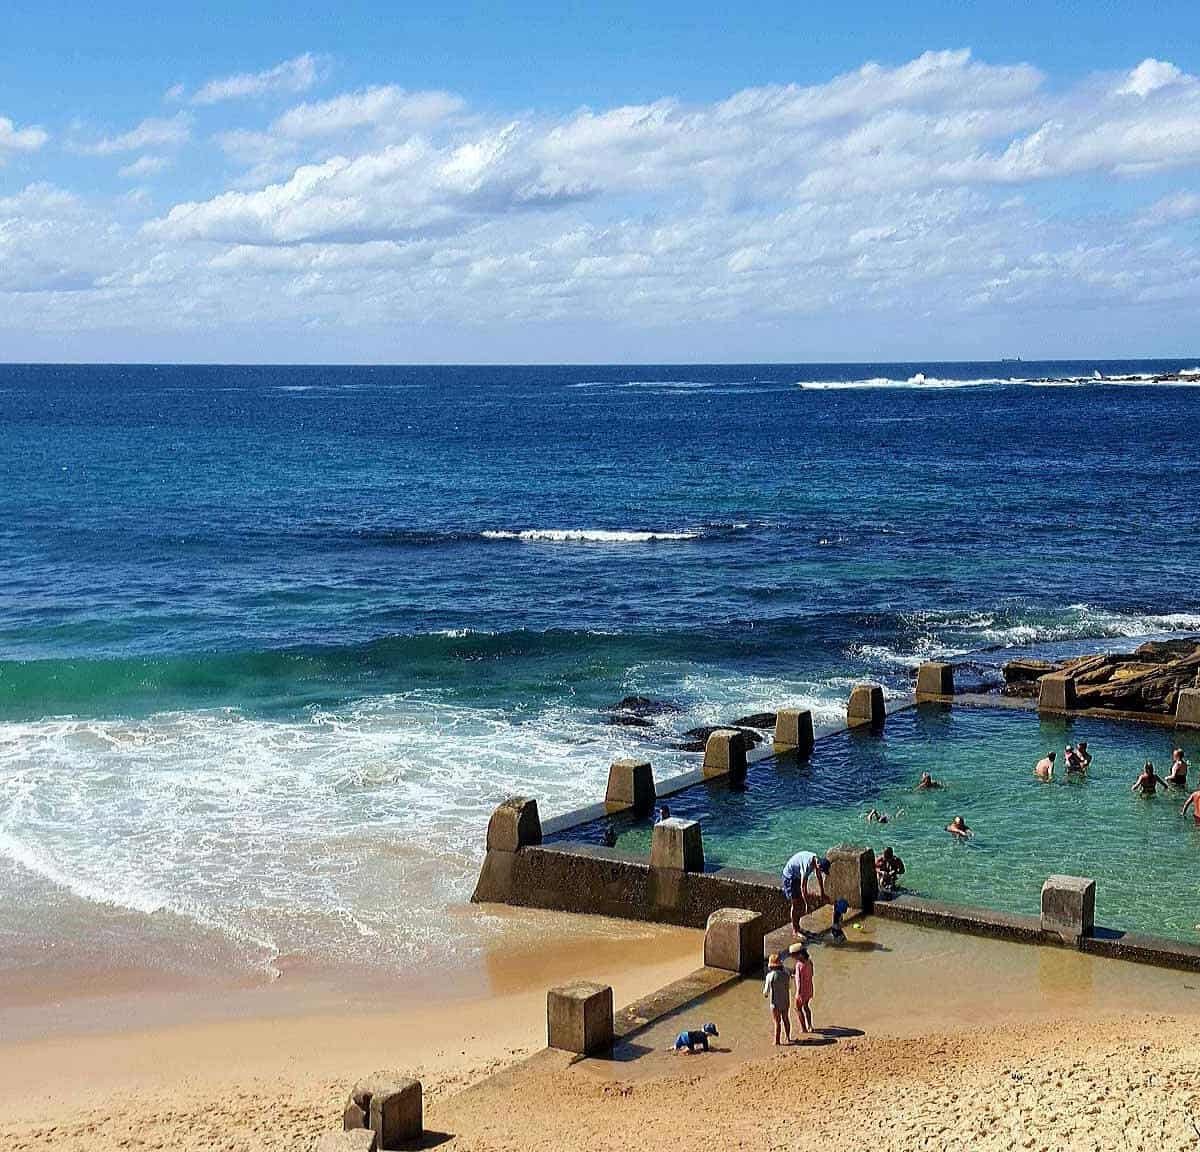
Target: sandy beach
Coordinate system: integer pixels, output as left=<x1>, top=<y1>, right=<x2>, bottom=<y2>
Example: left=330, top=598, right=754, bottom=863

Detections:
left=5, top=911, right=1200, bottom=1151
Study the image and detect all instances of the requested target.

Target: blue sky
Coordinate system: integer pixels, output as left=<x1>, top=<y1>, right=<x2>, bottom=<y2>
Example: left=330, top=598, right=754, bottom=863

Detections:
left=1, top=2, right=1199, bottom=362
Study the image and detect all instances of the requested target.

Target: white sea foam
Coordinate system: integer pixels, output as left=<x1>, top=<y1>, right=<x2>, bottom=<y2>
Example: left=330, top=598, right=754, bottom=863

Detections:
left=481, top=528, right=701, bottom=543
left=796, top=371, right=1200, bottom=391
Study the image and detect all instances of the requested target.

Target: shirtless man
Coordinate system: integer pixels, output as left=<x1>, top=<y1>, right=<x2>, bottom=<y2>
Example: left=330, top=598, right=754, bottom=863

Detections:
left=1181, top=788, right=1200, bottom=823
left=916, top=771, right=943, bottom=790
left=1132, top=761, right=1168, bottom=796
left=946, top=815, right=972, bottom=839
left=1076, top=741, right=1093, bottom=770
left=875, top=846, right=905, bottom=894
left=1167, top=748, right=1189, bottom=787
left=1034, top=751, right=1056, bottom=781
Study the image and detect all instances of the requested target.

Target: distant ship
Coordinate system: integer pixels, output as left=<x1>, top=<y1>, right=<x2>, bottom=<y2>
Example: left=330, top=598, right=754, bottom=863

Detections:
left=1000, top=357, right=1022, bottom=363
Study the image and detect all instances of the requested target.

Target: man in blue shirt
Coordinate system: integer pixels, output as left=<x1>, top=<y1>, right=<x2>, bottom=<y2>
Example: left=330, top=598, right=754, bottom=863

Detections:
left=782, top=850, right=830, bottom=935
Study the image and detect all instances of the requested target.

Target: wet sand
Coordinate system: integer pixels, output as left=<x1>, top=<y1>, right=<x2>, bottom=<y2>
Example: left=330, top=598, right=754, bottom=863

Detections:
left=5, top=914, right=1200, bottom=1150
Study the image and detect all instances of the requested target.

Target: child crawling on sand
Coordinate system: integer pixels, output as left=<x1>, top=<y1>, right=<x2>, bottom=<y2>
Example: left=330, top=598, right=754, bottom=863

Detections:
left=792, top=945, right=814, bottom=1033
left=763, top=953, right=792, bottom=1045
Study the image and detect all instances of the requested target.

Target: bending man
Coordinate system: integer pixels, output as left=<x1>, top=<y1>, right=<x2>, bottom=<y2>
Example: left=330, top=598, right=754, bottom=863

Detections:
left=782, top=850, right=830, bottom=936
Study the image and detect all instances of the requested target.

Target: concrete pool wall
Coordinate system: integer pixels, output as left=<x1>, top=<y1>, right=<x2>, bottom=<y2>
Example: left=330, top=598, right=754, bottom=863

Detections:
left=471, top=665, right=1200, bottom=972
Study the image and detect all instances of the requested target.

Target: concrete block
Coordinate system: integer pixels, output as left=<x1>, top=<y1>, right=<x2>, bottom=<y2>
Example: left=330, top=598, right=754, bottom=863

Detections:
left=485, top=796, right=541, bottom=853
left=605, top=758, right=655, bottom=813
left=1038, top=674, right=1077, bottom=713
left=347, top=1074, right=422, bottom=1150
left=1041, top=875, right=1096, bottom=944
left=773, top=708, right=814, bottom=755
left=547, top=981, right=613, bottom=1054
left=319, top=1131, right=378, bottom=1152
left=826, top=844, right=876, bottom=912
left=915, top=661, right=954, bottom=698
left=847, top=684, right=885, bottom=728
left=702, top=729, right=747, bottom=778
left=650, top=817, right=704, bottom=872
left=703, top=907, right=766, bottom=973
left=1177, top=688, right=1200, bottom=728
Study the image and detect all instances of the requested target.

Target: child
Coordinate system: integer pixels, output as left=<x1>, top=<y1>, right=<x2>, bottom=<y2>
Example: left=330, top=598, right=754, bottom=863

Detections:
left=763, top=953, right=792, bottom=1045
left=793, top=946, right=814, bottom=1033
left=673, top=1022, right=718, bottom=1053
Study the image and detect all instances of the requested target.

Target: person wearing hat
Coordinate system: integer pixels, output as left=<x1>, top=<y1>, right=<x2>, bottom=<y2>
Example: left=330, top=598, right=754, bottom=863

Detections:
left=673, top=1022, right=719, bottom=1053
left=763, top=953, right=792, bottom=1045
left=782, top=849, right=830, bottom=935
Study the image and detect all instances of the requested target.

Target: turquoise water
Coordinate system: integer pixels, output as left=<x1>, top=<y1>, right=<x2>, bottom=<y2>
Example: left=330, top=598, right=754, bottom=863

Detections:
left=2, top=361, right=1199, bottom=978
left=564, top=706, right=1200, bottom=943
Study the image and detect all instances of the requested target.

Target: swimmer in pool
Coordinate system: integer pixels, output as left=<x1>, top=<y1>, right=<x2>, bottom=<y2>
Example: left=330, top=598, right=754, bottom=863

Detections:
left=1167, top=748, right=1189, bottom=787
left=1131, top=761, right=1168, bottom=796
left=1034, top=751, right=1056, bottom=781
left=946, top=815, right=972, bottom=839
left=1181, top=789, right=1200, bottom=824
left=916, top=771, right=944, bottom=790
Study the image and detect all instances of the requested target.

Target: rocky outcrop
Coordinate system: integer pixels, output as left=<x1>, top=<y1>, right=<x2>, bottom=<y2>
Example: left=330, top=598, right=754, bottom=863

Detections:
left=674, top=724, right=766, bottom=752
left=1002, top=638, right=1200, bottom=713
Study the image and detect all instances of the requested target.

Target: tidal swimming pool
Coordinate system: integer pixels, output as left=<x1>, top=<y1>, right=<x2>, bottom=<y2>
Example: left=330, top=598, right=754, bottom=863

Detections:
left=557, top=705, right=1200, bottom=943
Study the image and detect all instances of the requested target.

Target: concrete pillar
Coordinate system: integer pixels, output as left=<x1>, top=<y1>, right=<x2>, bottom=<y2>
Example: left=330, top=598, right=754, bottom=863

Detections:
left=1041, top=875, right=1096, bottom=945
left=915, top=661, right=954, bottom=698
left=773, top=708, right=814, bottom=755
left=605, top=758, right=655, bottom=813
left=650, top=817, right=704, bottom=872
left=1177, top=688, right=1200, bottom=728
left=702, top=729, right=747, bottom=778
left=847, top=684, right=885, bottom=728
left=547, top=981, right=614, bottom=1054
left=485, top=796, right=542, bottom=852
left=825, top=844, right=876, bottom=912
left=345, top=1075, right=422, bottom=1150
left=1038, top=674, right=1077, bottom=713
left=703, top=908, right=766, bottom=973
left=318, top=1131, right=377, bottom=1152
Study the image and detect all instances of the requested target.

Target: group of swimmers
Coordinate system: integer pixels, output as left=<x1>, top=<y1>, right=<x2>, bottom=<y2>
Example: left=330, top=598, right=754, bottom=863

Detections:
left=1033, top=741, right=1094, bottom=780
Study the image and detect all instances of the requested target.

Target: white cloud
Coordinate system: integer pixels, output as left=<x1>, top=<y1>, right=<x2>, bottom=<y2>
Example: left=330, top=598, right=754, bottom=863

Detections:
left=118, top=154, right=170, bottom=179
left=0, top=115, right=49, bottom=158
left=1118, top=58, right=1185, bottom=98
left=84, top=114, right=190, bottom=155
left=8, top=50, right=1200, bottom=356
left=271, top=85, right=465, bottom=138
left=192, top=53, right=322, bottom=105
left=1140, top=190, right=1200, bottom=225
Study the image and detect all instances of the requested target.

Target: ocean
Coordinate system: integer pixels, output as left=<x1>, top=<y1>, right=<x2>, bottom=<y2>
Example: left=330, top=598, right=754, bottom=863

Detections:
left=2, top=360, right=1199, bottom=981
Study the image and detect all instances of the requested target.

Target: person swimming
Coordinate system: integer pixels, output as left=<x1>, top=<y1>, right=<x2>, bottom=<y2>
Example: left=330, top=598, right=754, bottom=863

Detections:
left=1167, top=748, right=1189, bottom=786
left=1034, top=751, right=1056, bottom=781
left=1064, top=745, right=1085, bottom=774
left=1132, top=761, right=1168, bottom=796
left=916, top=771, right=944, bottom=790
left=1076, top=741, right=1092, bottom=770
left=946, top=815, right=972, bottom=839
left=864, top=807, right=889, bottom=824
left=1181, top=787, right=1200, bottom=824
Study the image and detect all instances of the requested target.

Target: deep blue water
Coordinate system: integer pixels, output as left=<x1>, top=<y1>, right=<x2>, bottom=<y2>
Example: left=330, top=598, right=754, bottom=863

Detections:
left=1, top=360, right=1198, bottom=974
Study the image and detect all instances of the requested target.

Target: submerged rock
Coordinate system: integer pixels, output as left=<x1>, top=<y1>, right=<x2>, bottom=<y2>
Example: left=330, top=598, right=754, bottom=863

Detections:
left=604, top=695, right=682, bottom=718
left=679, top=724, right=765, bottom=750
left=605, top=714, right=656, bottom=728
left=733, top=712, right=776, bottom=729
